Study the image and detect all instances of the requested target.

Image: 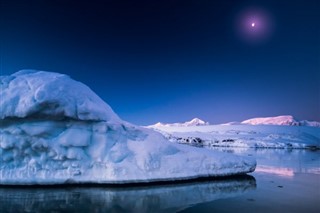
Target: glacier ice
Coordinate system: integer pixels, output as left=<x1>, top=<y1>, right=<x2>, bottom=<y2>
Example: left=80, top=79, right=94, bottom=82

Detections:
left=150, top=124, right=320, bottom=149
left=0, top=70, right=256, bottom=185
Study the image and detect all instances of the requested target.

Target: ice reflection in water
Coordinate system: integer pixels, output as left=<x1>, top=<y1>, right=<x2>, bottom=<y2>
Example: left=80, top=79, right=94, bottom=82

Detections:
left=209, top=147, right=320, bottom=174
left=0, top=175, right=255, bottom=213
left=178, top=148, right=320, bottom=213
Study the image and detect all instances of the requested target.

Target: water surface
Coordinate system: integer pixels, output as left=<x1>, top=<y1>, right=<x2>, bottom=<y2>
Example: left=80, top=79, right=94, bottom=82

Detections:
left=0, top=176, right=255, bottom=213
left=0, top=149, right=319, bottom=212
left=183, top=148, right=320, bottom=213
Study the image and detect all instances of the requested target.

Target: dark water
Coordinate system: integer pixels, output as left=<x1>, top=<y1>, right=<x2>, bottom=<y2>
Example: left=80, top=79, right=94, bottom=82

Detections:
left=0, top=149, right=319, bottom=213
left=0, top=176, right=256, bottom=213
left=183, top=149, right=320, bottom=213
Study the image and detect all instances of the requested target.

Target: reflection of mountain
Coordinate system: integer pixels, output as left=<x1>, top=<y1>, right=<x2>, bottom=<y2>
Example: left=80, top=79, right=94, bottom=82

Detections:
left=255, top=165, right=294, bottom=178
left=0, top=176, right=256, bottom=212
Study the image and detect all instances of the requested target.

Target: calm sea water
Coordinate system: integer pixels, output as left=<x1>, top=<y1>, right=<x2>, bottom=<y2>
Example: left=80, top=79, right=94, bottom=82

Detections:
left=0, top=149, right=319, bottom=213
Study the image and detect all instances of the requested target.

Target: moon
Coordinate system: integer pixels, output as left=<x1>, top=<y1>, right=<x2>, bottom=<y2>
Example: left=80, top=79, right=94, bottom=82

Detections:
left=234, top=7, right=274, bottom=44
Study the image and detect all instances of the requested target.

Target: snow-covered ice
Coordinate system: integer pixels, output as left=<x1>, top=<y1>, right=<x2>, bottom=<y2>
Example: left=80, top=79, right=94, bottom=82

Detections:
left=149, top=124, right=320, bottom=150
left=0, top=70, right=119, bottom=122
left=0, top=70, right=256, bottom=185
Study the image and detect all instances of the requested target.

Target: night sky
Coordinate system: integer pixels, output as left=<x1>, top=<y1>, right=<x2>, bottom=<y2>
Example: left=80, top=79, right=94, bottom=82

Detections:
left=1, top=0, right=319, bottom=125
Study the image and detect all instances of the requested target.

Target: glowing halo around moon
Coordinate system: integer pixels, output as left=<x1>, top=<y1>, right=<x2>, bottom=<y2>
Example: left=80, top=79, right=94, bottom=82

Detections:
left=234, top=8, right=274, bottom=44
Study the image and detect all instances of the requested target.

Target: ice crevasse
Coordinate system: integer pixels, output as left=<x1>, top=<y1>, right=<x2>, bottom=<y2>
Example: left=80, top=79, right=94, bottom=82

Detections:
left=0, top=70, right=256, bottom=185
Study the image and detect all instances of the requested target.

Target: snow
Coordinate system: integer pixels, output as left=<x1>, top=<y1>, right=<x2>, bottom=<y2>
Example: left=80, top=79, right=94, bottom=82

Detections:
left=221, top=121, right=241, bottom=126
left=299, top=120, right=320, bottom=127
left=0, top=70, right=256, bottom=185
left=150, top=115, right=320, bottom=128
left=240, top=115, right=320, bottom=127
left=0, top=70, right=119, bottom=121
left=241, top=115, right=300, bottom=126
left=150, top=125, right=320, bottom=150
left=149, top=118, right=209, bottom=128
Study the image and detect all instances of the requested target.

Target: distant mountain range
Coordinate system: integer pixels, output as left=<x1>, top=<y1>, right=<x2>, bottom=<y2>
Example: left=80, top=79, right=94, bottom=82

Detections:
left=149, top=115, right=320, bottom=128
left=150, top=118, right=209, bottom=128
left=240, top=115, right=320, bottom=127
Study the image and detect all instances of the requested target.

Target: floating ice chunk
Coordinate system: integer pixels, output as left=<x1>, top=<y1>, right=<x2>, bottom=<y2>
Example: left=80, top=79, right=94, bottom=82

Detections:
left=0, top=70, right=256, bottom=185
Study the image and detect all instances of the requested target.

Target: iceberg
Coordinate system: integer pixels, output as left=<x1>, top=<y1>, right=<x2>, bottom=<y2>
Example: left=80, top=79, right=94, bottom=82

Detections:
left=0, top=70, right=256, bottom=185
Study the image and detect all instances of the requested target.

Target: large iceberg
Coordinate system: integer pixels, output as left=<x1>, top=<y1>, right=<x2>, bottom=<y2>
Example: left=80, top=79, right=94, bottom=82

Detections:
left=0, top=70, right=256, bottom=185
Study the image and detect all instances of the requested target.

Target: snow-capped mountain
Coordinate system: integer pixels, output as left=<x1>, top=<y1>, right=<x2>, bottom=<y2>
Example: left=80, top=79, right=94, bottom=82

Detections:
left=241, top=115, right=299, bottom=126
left=150, top=116, right=320, bottom=128
left=241, top=115, right=320, bottom=127
left=150, top=118, right=209, bottom=128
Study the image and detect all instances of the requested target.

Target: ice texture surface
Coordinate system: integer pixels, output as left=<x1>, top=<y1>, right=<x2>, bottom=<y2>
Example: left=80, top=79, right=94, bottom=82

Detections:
left=0, top=70, right=256, bottom=185
left=0, top=70, right=119, bottom=121
left=150, top=124, right=320, bottom=149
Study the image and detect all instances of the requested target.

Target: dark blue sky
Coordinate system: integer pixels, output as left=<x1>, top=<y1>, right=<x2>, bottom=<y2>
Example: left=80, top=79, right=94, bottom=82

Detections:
left=1, top=0, right=319, bottom=125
